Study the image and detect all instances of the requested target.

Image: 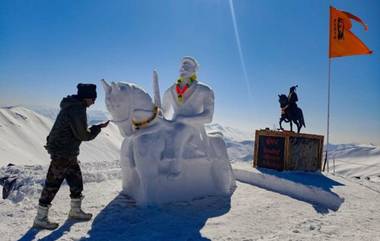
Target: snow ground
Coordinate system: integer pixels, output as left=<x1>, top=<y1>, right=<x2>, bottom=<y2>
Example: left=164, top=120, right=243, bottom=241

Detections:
left=1, top=162, right=379, bottom=241
left=1, top=106, right=380, bottom=240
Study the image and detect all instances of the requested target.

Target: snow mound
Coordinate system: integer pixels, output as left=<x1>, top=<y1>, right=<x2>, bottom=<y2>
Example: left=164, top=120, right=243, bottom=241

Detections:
left=233, top=166, right=345, bottom=211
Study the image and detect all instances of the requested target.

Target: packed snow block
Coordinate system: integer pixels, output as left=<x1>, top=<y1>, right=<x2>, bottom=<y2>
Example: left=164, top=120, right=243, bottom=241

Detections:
left=119, top=126, right=236, bottom=205
left=254, top=130, right=324, bottom=171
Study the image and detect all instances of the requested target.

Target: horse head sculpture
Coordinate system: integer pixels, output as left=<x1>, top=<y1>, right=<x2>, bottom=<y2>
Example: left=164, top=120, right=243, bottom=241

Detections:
left=102, top=80, right=157, bottom=137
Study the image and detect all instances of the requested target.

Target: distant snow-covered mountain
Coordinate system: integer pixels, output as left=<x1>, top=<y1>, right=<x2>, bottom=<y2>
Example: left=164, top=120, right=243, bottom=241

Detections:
left=0, top=106, right=123, bottom=166
left=325, top=143, right=380, bottom=179
left=205, top=123, right=253, bottom=142
left=1, top=105, right=379, bottom=181
left=28, top=106, right=256, bottom=162
left=27, top=105, right=110, bottom=125
left=205, top=123, right=254, bottom=162
left=0, top=106, right=254, bottom=166
left=326, top=143, right=380, bottom=159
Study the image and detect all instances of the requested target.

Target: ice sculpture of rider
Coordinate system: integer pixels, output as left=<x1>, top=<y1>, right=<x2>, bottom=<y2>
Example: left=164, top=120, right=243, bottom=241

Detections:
left=161, top=56, right=215, bottom=157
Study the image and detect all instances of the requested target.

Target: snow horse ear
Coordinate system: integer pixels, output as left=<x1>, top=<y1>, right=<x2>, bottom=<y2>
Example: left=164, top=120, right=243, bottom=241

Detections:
left=101, top=79, right=112, bottom=95
left=111, top=81, right=121, bottom=91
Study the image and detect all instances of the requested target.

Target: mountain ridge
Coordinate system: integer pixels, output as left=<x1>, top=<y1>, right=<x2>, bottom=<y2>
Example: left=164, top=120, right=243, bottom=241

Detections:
left=1, top=106, right=379, bottom=180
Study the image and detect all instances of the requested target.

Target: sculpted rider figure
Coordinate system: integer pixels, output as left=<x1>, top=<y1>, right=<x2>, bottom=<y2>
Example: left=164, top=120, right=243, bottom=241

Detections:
left=287, top=85, right=298, bottom=117
left=162, top=56, right=215, bottom=157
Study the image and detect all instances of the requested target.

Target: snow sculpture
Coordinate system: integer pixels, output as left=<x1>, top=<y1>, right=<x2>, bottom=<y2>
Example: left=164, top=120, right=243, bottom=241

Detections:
left=101, top=73, right=235, bottom=205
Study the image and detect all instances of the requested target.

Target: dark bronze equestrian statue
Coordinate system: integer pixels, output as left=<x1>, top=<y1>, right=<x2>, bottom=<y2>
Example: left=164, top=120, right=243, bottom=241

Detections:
left=278, top=85, right=305, bottom=133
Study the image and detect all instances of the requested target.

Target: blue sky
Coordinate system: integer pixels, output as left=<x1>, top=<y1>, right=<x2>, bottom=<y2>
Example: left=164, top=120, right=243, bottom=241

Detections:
left=0, top=0, right=379, bottom=145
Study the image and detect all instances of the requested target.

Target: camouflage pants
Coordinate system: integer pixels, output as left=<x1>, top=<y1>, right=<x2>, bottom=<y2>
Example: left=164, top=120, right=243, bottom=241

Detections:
left=39, top=156, right=83, bottom=206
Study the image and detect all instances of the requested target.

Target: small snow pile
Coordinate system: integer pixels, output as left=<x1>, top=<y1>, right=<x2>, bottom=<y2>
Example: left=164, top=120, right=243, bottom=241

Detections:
left=0, top=160, right=122, bottom=203
left=0, top=164, right=46, bottom=203
left=103, top=80, right=236, bottom=205
left=80, top=160, right=122, bottom=183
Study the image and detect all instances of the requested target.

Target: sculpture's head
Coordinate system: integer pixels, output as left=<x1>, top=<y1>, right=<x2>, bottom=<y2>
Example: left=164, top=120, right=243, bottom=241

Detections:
left=101, top=79, right=154, bottom=137
left=289, top=85, right=298, bottom=93
left=179, top=56, right=198, bottom=79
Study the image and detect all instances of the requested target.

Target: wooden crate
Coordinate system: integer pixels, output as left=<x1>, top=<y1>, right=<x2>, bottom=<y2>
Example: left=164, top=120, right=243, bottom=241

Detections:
left=253, top=129, right=324, bottom=171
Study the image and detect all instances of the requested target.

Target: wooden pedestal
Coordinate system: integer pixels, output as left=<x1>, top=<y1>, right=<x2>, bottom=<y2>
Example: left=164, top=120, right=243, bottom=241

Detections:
left=253, top=129, right=324, bottom=171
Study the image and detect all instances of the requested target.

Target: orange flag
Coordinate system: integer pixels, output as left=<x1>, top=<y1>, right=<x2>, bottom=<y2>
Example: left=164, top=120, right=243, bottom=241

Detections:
left=329, top=6, right=373, bottom=58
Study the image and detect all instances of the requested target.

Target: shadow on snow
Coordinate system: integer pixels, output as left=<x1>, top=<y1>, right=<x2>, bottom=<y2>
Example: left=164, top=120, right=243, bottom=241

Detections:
left=258, top=168, right=344, bottom=191
left=81, top=193, right=231, bottom=241
left=17, top=219, right=86, bottom=241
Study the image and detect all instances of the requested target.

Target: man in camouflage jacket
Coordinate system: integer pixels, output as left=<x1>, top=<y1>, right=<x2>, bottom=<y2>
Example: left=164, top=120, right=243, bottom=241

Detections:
left=33, top=83, right=109, bottom=230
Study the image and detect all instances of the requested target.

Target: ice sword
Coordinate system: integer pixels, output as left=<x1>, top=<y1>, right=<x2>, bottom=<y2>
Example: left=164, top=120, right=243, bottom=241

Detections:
left=152, top=70, right=162, bottom=109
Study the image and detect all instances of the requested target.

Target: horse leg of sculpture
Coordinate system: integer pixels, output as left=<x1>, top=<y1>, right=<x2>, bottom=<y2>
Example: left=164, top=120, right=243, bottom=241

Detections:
left=209, top=134, right=236, bottom=195
left=297, top=107, right=305, bottom=128
left=120, top=139, right=145, bottom=202
left=133, top=132, right=166, bottom=204
left=279, top=118, right=284, bottom=131
left=296, top=121, right=300, bottom=133
left=290, top=120, right=293, bottom=132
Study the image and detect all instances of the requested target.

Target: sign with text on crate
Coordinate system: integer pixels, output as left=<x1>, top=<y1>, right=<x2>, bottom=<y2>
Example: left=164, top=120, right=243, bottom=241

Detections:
left=253, top=129, right=324, bottom=172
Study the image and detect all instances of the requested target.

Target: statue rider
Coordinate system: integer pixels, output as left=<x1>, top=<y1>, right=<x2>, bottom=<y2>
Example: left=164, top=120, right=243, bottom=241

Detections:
left=287, top=85, right=298, bottom=117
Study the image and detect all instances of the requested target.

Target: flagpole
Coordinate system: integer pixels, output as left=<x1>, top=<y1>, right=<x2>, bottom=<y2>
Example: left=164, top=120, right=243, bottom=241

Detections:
left=323, top=3, right=332, bottom=172
left=323, top=3, right=372, bottom=172
left=323, top=57, right=331, bottom=172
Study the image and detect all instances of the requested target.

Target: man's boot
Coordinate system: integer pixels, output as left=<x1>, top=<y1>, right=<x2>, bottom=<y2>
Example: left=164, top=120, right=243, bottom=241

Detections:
left=68, top=197, right=92, bottom=221
left=33, top=205, right=59, bottom=230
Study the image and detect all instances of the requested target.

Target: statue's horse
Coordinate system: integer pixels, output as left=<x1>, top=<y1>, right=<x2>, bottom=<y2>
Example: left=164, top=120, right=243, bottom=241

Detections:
left=278, top=94, right=305, bottom=133
left=101, top=80, right=235, bottom=205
